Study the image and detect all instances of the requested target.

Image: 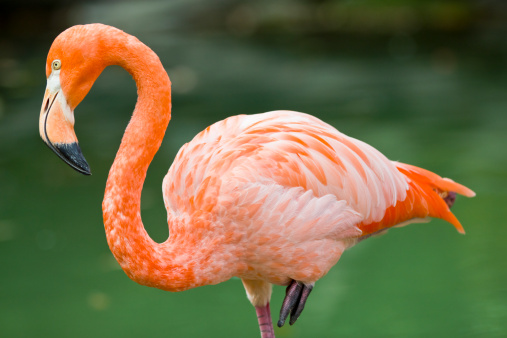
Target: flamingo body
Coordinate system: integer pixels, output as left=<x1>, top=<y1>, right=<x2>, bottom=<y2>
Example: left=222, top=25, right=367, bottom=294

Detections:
left=163, top=110, right=473, bottom=286
left=39, top=24, right=474, bottom=337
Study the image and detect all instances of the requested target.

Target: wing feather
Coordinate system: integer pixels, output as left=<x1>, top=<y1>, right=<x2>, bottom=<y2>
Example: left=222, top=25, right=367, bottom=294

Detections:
left=214, top=181, right=363, bottom=283
left=161, top=110, right=473, bottom=282
left=164, top=110, right=409, bottom=225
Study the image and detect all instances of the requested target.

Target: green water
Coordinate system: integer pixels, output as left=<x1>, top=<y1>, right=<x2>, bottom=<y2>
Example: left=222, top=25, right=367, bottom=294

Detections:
left=1, top=3, right=507, bottom=338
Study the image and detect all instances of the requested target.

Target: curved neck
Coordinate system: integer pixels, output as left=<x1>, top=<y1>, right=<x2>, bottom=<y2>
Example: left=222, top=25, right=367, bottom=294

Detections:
left=101, top=29, right=194, bottom=291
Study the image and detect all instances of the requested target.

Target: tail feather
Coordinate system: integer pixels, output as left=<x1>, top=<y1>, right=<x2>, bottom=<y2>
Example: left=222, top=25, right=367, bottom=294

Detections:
left=395, top=163, right=475, bottom=198
left=394, top=162, right=475, bottom=234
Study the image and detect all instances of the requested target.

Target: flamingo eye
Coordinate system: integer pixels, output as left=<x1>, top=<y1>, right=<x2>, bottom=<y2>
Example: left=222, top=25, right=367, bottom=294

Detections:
left=52, top=60, right=61, bottom=71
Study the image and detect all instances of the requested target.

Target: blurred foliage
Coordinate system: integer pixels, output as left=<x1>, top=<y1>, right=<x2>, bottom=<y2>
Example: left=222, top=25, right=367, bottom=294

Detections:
left=2, top=0, right=507, bottom=38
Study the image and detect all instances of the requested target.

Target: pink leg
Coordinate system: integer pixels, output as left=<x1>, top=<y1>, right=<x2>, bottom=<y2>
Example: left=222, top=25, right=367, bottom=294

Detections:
left=255, top=302, right=275, bottom=338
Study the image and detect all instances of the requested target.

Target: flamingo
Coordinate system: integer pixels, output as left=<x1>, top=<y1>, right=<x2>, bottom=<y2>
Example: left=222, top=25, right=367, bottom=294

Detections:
left=39, top=24, right=475, bottom=338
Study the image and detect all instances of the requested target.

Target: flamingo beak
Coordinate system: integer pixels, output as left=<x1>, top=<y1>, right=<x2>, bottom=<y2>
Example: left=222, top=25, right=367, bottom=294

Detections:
left=39, top=88, right=91, bottom=175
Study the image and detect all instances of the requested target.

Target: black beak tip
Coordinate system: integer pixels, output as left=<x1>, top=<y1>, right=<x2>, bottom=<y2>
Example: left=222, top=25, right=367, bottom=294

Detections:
left=77, top=163, right=92, bottom=176
left=51, top=142, right=92, bottom=176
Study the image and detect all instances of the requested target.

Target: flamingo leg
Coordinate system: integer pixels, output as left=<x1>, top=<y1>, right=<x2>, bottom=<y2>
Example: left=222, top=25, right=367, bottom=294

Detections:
left=255, top=302, right=275, bottom=338
left=277, top=280, right=314, bottom=327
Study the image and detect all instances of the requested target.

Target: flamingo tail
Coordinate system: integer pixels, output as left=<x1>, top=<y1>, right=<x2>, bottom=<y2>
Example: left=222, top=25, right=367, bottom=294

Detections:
left=394, top=162, right=475, bottom=234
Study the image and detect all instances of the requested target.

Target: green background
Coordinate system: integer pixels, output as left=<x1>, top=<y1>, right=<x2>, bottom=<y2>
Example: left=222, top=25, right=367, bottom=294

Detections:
left=1, top=1, right=506, bottom=337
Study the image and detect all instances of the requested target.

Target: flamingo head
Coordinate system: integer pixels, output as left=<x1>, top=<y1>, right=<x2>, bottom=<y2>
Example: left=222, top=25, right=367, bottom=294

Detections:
left=39, top=25, right=110, bottom=175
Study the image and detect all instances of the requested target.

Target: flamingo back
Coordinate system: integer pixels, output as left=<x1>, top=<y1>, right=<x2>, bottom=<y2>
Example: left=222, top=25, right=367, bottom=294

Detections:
left=164, top=111, right=409, bottom=222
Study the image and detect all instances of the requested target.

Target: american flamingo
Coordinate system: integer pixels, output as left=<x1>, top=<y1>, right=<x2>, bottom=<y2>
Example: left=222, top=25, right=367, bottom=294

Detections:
left=39, top=24, right=474, bottom=337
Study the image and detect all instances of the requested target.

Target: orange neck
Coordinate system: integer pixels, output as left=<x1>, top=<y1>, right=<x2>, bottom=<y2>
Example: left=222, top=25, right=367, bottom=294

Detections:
left=100, top=28, right=196, bottom=291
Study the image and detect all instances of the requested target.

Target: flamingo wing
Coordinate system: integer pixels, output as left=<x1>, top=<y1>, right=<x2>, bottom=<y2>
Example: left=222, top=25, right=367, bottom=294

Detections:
left=164, top=111, right=409, bottom=221
left=162, top=110, right=417, bottom=282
